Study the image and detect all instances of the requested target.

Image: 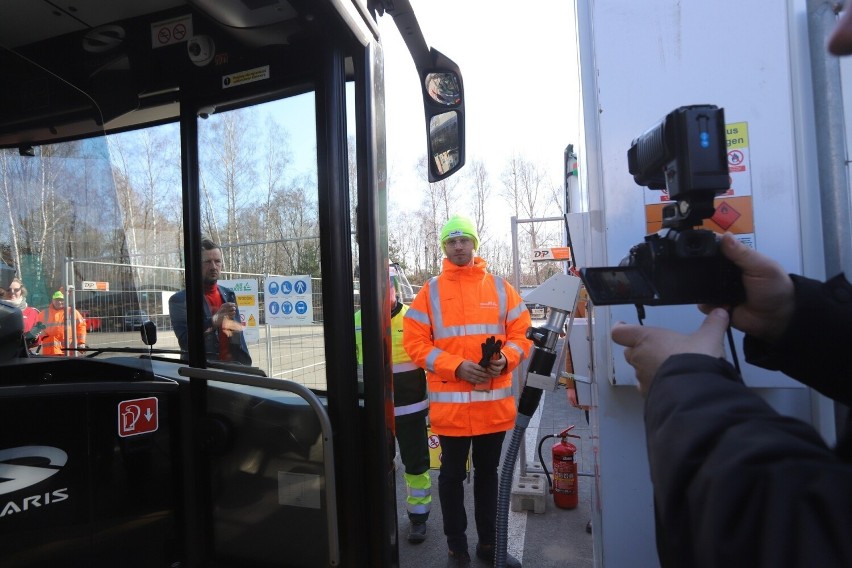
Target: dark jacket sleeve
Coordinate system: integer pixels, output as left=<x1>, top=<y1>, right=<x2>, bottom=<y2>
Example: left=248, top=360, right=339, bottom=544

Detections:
left=743, top=273, right=852, bottom=406
left=168, top=290, right=188, bottom=352
left=645, top=354, right=852, bottom=568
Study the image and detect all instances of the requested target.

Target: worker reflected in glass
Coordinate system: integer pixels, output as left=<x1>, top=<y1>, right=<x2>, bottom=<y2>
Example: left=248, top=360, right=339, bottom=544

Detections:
left=355, top=266, right=432, bottom=544
left=35, top=290, right=86, bottom=356
left=169, top=238, right=251, bottom=365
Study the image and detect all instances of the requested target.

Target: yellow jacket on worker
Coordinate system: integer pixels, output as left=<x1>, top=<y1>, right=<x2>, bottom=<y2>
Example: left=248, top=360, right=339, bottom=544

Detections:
left=403, top=256, right=532, bottom=437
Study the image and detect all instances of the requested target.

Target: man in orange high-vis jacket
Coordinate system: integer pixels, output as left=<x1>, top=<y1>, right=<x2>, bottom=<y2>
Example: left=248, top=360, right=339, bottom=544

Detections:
left=37, top=290, right=87, bottom=356
left=403, top=215, right=531, bottom=568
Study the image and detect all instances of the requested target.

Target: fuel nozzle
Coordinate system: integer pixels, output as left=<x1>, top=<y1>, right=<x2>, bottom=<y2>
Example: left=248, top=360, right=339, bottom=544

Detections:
left=525, top=326, right=550, bottom=347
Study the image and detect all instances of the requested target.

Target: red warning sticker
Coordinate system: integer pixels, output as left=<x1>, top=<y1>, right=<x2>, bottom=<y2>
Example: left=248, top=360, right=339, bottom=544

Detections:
left=118, top=397, right=159, bottom=437
left=712, top=201, right=741, bottom=231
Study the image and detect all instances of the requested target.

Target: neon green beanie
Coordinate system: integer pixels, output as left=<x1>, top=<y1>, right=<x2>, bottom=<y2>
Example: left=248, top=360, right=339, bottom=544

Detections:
left=440, top=215, right=480, bottom=250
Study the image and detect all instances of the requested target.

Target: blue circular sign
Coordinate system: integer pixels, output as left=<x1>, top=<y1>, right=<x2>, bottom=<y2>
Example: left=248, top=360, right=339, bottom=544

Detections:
left=282, top=280, right=293, bottom=294
left=294, top=280, right=307, bottom=295
left=295, top=300, right=308, bottom=314
left=268, top=301, right=280, bottom=315
left=283, top=301, right=293, bottom=314
left=268, top=281, right=280, bottom=295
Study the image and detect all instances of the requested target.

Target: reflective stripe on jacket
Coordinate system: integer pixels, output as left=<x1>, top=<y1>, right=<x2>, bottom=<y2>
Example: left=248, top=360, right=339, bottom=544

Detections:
left=355, top=302, right=428, bottom=421
left=403, top=256, right=532, bottom=437
left=37, top=305, right=86, bottom=356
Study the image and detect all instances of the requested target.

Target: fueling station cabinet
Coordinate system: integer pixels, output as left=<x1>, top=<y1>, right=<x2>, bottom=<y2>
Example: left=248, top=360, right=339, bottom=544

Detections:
left=0, top=357, right=181, bottom=567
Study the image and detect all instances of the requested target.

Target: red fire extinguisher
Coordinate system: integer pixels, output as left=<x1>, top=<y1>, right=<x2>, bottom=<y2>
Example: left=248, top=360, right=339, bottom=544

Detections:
left=551, top=425, right=581, bottom=509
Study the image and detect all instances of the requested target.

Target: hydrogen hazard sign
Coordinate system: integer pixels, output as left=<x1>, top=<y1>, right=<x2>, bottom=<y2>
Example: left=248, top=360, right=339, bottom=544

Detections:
left=712, top=201, right=742, bottom=231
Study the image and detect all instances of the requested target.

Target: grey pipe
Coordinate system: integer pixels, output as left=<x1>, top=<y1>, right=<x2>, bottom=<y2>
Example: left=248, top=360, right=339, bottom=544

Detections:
left=808, top=0, right=852, bottom=277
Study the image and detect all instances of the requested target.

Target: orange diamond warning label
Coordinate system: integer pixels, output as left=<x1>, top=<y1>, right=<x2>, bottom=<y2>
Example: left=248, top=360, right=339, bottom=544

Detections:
left=712, top=201, right=741, bottom=231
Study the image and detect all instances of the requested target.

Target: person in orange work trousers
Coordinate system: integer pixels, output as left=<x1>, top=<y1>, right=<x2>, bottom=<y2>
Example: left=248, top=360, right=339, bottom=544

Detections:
left=403, top=215, right=532, bottom=568
left=36, top=290, right=86, bottom=355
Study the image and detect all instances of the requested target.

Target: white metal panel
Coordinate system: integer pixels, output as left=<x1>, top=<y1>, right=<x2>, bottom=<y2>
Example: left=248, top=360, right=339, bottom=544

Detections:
left=574, top=1, right=820, bottom=566
left=586, top=0, right=804, bottom=389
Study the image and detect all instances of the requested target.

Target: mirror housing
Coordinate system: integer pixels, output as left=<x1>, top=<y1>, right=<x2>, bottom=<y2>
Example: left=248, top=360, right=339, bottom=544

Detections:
left=420, top=51, right=465, bottom=182
left=381, top=0, right=465, bottom=182
left=140, top=320, right=157, bottom=346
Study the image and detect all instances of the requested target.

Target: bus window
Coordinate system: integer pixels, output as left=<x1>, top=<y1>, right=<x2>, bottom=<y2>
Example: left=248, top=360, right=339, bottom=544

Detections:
left=190, top=94, right=326, bottom=388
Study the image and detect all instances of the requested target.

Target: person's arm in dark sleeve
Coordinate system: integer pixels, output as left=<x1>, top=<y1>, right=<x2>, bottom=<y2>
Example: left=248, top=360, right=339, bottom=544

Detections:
left=744, top=273, right=852, bottom=406
left=645, top=353, right=852, bottom=568
left=169, top=292, right=189, bottom=352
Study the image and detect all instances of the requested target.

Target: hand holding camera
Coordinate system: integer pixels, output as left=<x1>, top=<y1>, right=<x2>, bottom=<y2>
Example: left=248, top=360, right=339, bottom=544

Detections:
left=701, top=233, right=795, bottom=343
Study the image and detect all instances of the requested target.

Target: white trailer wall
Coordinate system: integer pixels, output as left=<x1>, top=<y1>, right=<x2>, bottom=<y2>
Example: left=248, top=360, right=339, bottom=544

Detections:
left=572, top=1, right=838, bottom=566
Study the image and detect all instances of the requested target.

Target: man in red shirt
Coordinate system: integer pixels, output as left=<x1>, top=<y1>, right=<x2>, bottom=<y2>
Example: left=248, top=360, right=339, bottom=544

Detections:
left=169, top=238, right=251, bottom=365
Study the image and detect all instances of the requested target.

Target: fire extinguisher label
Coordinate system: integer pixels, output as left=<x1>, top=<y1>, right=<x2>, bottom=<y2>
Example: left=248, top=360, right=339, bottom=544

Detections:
left=553, top=456, right=576, bottom=495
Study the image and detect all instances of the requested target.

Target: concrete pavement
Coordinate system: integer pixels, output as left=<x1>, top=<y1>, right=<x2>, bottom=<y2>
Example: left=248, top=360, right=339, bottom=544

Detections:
left=396, top=383, right=596, bottom=567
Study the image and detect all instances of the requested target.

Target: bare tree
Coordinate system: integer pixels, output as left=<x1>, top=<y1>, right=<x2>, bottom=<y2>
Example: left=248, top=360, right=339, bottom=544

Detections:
left=500, top=154, right=562, bottom=285
left=0, top=151, right=22, bottom=273
left=466, top=158, right=491, bottom=249
left=259, top=120, right=293, bottom=271
left=414, top=155, right=466, bottom=275
left=200, top=108, right=259, bottom=271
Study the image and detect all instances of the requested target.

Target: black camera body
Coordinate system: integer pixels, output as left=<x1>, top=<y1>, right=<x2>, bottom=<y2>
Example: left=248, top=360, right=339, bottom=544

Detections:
left=620, top=227, right=744, bottom=305
left=580, top=105, right=745, bottom=307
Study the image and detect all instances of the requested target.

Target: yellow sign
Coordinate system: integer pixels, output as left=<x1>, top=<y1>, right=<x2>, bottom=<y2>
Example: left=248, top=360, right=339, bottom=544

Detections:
left=428, top=426, right=470, bottom=471
left=726, top=122, right=748, bottom=149
left=222, top=65, right=270, bottom=89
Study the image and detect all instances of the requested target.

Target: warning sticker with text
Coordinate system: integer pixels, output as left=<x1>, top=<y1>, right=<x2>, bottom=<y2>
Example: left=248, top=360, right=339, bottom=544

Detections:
left=222, top=66, right=270, bottom=89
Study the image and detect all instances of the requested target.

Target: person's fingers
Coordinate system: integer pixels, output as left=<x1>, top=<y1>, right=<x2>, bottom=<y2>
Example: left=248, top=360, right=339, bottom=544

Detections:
left=719, top=232, right=756, bottom=270
left=829, top=0, right=852, bottom=55
left=694, top=308, right=729, bottom=357
left=611, top=321, right=645, bottom=348
left=720, top=233, right=783, bottom=278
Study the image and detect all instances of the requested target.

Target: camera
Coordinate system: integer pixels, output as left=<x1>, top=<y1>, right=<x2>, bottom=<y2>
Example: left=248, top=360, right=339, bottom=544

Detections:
left=580, top=105, right=745, bottom=306
left=187, top=35, right=215, bottom=66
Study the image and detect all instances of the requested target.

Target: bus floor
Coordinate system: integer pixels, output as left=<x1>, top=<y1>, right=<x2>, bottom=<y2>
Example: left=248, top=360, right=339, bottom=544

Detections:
left=396, top=386, right=595, bottom=568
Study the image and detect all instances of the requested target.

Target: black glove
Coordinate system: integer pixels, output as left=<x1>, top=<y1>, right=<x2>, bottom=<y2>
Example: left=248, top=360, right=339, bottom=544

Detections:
left=25, top=322, right=46, bottom=347
left=478, top=336, right=503, bottom=368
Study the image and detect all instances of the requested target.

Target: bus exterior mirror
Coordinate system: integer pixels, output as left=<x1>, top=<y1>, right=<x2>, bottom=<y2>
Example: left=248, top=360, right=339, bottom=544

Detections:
left=383, top=0, right=465, bottom=182
left=420, top=50, right=465, bottom=182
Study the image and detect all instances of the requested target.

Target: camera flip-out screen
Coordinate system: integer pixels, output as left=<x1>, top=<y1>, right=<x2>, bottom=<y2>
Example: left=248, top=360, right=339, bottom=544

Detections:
left=579, top=266, right=659, bottom=306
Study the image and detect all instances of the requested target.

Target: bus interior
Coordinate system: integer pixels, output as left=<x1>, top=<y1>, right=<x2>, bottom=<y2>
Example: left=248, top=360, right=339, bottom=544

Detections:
left=0, top=0, right=464, bottom=566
